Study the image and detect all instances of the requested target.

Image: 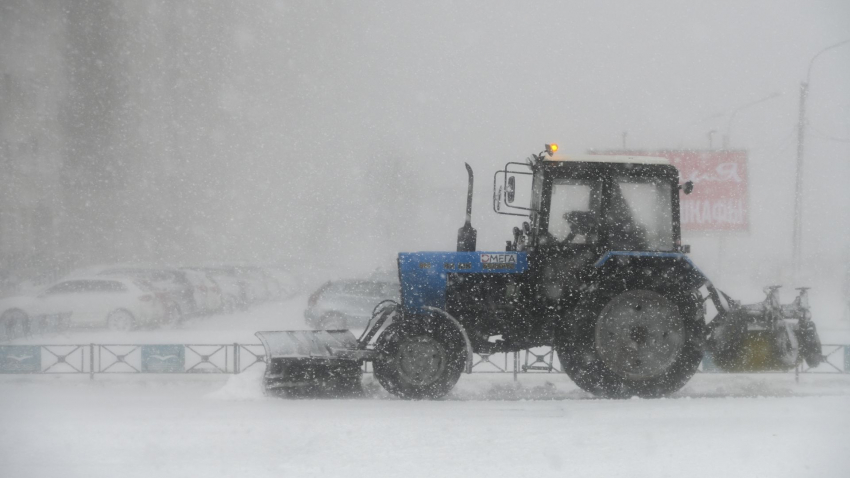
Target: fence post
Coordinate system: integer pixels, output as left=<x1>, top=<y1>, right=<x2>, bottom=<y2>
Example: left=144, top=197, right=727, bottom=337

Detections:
left=845, top=345, right=849, bottom=374
left=233, top=343, right=239, bottom=374
left=89, top=343, right=94, bottom=380
left=513, top=351, right=518, bottom=382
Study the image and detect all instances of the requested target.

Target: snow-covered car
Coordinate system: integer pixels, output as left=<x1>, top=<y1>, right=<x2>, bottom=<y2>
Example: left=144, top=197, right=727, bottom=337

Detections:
left=192, top=267, right=249, bottom=312
left=0, top=277, right=169, bottom=331
left=179, top=268, right=224, bottom=315
left=304, top=279, right=400, bottom=329
left=98, top=268, right=197, bottom=319
left=234, top=266, right=274, bottom=303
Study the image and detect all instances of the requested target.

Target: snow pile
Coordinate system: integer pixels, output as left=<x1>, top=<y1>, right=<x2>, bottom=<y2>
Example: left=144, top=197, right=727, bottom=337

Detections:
left=450, top=374, right=590, bottom=400
left=205, top=365, right=267, bottom=401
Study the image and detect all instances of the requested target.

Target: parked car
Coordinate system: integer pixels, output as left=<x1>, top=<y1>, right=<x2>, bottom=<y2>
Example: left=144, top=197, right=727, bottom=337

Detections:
left=0, top=277, right=169, bottom=332
left=98, top=267, right=197, bottom=319
left=233, top=265, right=275, bottom=303
left=179, top=268, right=224, bottom=315
left=304, top=279, right=400, bottom=329
left=192, top=267, right=249, bottom=312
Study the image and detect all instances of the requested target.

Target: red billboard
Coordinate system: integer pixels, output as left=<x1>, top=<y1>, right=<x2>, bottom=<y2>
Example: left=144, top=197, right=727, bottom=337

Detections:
left=600, top=150, right=749, bottom=232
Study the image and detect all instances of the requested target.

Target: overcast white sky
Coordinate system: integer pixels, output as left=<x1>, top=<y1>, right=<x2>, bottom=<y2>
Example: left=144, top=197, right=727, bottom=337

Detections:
left=2, top=1, right=849, bottom=312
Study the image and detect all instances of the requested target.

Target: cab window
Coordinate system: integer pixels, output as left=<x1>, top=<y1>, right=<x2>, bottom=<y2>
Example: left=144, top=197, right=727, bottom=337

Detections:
left=606, top=177, right=673, bottom=251
left=548, top=178, right=602, bottom=244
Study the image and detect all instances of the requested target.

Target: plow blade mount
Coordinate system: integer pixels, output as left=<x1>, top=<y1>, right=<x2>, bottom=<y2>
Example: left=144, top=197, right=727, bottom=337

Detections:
left=256, top=330, right=366, bottom=396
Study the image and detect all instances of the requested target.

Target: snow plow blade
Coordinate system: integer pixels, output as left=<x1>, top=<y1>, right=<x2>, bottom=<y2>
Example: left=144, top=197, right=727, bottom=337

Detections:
left=708, top=286, right=823, bottom=372
left=256, top=303, right=396, bottom=397
left=256, top=330, right=367, bottom=396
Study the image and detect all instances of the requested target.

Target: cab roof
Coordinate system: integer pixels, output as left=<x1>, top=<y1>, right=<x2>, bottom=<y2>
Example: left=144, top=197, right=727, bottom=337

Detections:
left=544, top=153, right=670, bottom=165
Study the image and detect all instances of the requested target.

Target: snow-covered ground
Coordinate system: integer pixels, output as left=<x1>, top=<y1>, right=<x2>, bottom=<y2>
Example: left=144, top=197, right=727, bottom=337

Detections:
left=2, top=296, right=850, bottom=477
left=1, top=371, right=849, bottom=478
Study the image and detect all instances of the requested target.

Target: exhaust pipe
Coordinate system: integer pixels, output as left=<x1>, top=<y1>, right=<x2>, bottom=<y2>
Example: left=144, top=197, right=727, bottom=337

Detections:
left=457, top=163, right=478, bottom=252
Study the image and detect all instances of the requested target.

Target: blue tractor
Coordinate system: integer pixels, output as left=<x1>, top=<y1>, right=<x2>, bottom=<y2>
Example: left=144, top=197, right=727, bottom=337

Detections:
left=257, top=145, right=823, bottom=399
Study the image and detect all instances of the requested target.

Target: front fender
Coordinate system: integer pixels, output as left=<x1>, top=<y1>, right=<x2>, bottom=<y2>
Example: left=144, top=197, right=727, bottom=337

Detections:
left=422, top=306, right=474, bottom=372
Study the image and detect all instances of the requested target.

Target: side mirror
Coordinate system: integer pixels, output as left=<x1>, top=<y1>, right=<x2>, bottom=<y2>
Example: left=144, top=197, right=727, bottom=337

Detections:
left=680, top=181, right=694, bottom=195
left=506, top=176, right=516, bottom=203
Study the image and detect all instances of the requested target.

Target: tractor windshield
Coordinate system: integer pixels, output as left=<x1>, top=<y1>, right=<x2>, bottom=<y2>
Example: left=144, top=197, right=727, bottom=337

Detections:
left=606, top=177, right=673, bottom=251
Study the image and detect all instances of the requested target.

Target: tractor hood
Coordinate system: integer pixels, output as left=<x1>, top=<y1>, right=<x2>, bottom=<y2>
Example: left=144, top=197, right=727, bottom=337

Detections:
left=398, top=251, right=528, bottom=315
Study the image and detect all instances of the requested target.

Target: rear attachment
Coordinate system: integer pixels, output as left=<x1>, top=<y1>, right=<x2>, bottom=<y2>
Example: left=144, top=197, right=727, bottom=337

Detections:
left=256, top=301, right=398, bottom=396
left=708, top=286, right=823, bottom=372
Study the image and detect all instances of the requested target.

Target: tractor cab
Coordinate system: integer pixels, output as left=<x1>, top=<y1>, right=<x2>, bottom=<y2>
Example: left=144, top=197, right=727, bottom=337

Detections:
left=492, top=146, right=692, bottom=310
left=495, top=145, right=687, bottom=256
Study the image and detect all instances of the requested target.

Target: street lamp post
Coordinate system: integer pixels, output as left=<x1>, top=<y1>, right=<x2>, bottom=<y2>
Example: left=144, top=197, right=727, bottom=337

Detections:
left=711, top=91, right=782, bottom=284
left=793, top=39, right=850, bottom=275
left=722, top=92, right=782, bottom=149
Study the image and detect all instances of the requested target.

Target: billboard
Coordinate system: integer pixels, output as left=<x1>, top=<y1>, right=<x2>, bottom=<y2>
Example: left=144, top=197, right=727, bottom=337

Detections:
left=600, top=150, right=749, bottom=232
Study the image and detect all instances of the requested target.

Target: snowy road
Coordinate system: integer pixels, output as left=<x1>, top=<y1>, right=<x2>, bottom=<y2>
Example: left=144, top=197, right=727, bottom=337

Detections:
left=1, top=372, right=849, bottom=478
left=2, top=297, right=850, bottom=477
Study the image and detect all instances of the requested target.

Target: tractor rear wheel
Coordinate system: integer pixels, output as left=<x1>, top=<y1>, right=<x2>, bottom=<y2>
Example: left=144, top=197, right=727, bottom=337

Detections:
left=373, top=317, right=466, bottom=399
left=557, top=289, right=704, bottom=398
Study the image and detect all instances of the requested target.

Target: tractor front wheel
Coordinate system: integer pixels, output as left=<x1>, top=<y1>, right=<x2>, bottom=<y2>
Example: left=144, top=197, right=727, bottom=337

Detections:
left=558, top=289, right=704, bottom=398
left=373, top=317, right=466, bottom=399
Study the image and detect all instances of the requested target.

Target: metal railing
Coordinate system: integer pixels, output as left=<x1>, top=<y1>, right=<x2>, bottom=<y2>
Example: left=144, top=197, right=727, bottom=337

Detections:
left=0, top=343, right=847, bottom=376
left=0, top=343, right=266, bottom=376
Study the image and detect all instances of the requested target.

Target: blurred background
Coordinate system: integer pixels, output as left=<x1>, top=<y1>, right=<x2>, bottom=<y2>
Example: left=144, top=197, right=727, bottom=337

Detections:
left=1, top=0, right=848, bottom=326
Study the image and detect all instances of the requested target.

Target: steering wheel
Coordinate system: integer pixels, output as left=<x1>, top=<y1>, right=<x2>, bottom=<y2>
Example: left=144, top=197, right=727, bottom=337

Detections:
left=563, top=211, right=597, bottom=243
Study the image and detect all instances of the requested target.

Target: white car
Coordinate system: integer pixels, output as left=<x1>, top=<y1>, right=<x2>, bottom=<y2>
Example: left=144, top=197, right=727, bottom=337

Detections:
left=0, top=277, right=170, bottom=332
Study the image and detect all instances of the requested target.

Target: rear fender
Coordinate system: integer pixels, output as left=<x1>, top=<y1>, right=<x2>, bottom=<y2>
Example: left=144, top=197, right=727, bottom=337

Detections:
left=593, top=251, right=709, bottom=293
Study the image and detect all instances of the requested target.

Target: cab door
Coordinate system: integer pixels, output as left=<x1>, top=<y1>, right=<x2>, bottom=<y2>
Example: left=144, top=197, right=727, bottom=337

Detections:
left=532, top=166, right=605, bottom=303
